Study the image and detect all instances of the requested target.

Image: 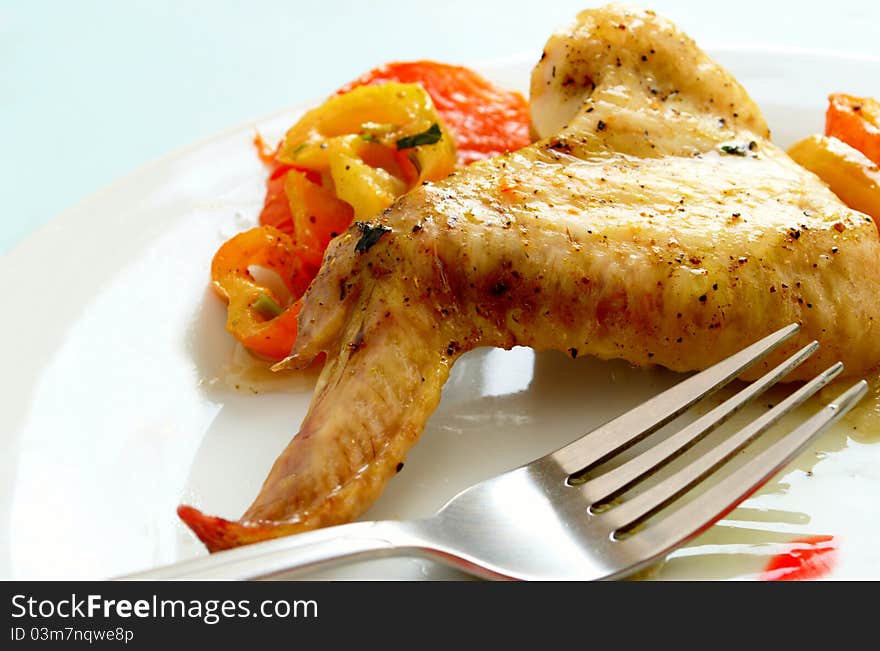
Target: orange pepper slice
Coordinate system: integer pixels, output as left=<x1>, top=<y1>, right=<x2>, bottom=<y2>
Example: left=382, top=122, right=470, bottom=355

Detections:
left=826, top=93, right=880, bottom=166
left=210, top=226, right=312, bottom=361
left=284, top=169, right=355, bottom=272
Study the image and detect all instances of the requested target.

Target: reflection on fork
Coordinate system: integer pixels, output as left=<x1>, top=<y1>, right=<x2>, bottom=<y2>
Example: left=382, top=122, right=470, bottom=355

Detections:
left=121, top=323, right=867, bottom=581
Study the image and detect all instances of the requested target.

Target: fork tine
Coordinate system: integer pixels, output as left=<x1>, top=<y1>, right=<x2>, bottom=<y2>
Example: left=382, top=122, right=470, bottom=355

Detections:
left=549, top=323, right=800, bottom=475
left=618, top=380, right=868, bottom=565
left=604, top=361, right=845, bottom=533
left=575, top=340, right=819, bottom=503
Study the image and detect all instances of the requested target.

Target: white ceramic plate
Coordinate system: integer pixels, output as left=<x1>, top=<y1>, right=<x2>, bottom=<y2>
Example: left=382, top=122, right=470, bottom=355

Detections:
left=3, top=47, right=879, bottom=581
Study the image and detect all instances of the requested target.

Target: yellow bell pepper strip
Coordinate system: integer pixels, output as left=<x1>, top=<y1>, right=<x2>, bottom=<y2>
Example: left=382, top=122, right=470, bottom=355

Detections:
left=788, top=134, right=880, bottom=224
left=275, top=82, right=456, bottom=220
left=210, top=226, right=311, bottom=361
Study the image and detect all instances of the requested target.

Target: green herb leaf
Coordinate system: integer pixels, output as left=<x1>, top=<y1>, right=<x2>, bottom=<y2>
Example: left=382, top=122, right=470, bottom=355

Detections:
left=354, top=221, right=391, bottom=253
left=719, top=143, right=748, bottom=156
left=251, top=293, right=284, bottom=319
left=396, top=123, right=442, bottom=150
left=360, top=133, right=379, bottom=143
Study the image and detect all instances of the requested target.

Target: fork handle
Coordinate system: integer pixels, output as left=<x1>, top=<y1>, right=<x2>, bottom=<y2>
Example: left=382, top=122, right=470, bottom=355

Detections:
left=116, top=520, right=426, bottom=580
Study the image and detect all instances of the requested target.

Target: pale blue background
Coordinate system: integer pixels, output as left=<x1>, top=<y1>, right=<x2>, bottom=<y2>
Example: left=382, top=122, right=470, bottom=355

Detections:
left=2, top=0, right=878, bottom=254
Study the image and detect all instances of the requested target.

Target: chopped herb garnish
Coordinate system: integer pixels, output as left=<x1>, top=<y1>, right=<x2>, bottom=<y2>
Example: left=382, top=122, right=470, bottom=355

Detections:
left=354, top=221, right=391, bottom=253
left=396, top=123, right=442, bottom=150
left=360, top=133, right=379, bottom=143
left=290, top=143, right=307, bottom=157
left=719, top=143, right=748, bottom=156
left=251, top=293, right=284, bottom=319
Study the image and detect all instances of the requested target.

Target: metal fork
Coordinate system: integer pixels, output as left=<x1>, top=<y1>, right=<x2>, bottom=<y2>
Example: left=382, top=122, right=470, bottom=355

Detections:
left=122, top=323, right=867, bottom=581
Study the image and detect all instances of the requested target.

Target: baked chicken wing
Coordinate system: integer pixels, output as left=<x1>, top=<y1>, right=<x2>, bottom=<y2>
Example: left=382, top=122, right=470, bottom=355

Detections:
left=180, top=4, right=880, bottom=551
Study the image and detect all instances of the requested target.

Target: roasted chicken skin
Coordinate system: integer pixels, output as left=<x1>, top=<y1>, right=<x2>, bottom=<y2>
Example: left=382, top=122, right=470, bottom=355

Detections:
left=180, top=4, right=880, bottom=551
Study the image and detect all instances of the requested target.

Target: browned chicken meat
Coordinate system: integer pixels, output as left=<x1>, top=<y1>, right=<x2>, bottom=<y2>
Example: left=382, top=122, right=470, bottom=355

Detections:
left=179, top=4, right=880, bottom=551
